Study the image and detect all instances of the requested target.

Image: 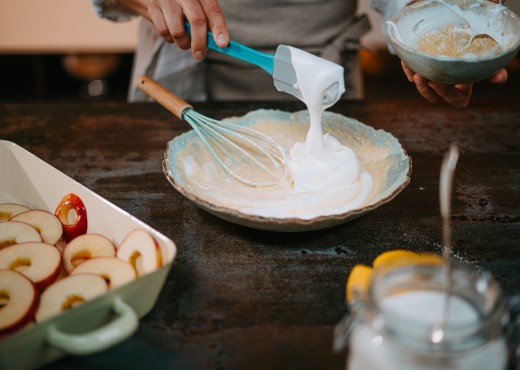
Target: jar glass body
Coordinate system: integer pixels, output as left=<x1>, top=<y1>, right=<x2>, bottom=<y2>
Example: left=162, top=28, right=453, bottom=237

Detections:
left=342, top=262, right=511, bottom=370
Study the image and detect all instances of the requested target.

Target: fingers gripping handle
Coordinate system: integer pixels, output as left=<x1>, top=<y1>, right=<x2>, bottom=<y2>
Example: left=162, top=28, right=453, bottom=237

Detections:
left=184, top=22, right=275, bottom=75
left=138, top=76, right=193, bottom=119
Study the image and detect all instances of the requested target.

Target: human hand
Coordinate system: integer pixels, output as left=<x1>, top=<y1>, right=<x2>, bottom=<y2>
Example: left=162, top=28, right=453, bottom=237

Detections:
left=401, top=62, right=508, bottom=109
left=123, top=0, right=229, bottom=59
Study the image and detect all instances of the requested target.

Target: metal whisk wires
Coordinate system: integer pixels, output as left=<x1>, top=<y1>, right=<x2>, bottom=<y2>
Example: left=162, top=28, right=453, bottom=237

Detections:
left=139, top=76, right=286, bottom=187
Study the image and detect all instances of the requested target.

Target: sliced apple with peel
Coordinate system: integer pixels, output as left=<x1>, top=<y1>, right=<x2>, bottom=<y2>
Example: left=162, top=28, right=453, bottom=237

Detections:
left=71, top=257, right=136, bottom=289
left=54, top=193, right=88, bottom=242
left=117, top=229, right=162, bottom=277
left=35, top=273, right=108, bottom=323
left=62, top=233, right=116, bottom=274
left=0, top=269, right=40, bottom=335
left=0, top=242, right=62, bottom=291
left=0, top=203, right=31, bottom=221
left=0, top=220, right=42, bottom=250
left=55, top=264, right=69, bottom=282
left=11, top=210, right=63, bottom=245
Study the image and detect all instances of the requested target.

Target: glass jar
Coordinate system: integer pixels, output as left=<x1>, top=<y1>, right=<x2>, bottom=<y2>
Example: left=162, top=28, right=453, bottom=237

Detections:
left=334, top=261, right=519, bottom=370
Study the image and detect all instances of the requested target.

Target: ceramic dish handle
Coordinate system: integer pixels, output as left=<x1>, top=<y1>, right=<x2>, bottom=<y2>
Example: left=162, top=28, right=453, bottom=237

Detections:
left=46, top=297, right=139, bottom=355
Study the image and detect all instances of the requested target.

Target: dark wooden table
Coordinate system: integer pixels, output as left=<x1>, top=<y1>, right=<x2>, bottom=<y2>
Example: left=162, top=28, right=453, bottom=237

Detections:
left=1, top=98, right=519, bottom=369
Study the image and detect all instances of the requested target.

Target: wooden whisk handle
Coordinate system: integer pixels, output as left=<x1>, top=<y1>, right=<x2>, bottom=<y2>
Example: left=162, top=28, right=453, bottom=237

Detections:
left=138, top=76, right=193, bottom=119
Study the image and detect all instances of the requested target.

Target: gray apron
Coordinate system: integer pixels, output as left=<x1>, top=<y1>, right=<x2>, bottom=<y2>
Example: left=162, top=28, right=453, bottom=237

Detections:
left=129, top=0, right=370, bottom=102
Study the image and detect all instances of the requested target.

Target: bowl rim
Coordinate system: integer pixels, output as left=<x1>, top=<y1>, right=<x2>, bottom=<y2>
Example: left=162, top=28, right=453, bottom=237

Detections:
left=161, top=111, right=413, bottom=230
left=387, top=0, right=520, bottom=63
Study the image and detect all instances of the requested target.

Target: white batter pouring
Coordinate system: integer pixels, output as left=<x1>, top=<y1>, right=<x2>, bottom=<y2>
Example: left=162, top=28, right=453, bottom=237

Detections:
left=285, top=47, right=371, bottom=194
left=179, top=47, right=374, bottom=219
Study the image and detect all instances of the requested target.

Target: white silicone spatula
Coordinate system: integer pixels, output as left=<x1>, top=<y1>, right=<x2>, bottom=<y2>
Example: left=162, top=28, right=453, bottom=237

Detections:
left=185, top=23, right=344, bottom=106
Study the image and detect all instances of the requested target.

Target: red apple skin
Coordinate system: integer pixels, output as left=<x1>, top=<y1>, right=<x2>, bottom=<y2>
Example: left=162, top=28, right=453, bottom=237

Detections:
left=54, top=193, right=88, bottom=242
left=0, top=203, right=30, bottom=221
left=0, top=242, right=62, bottom=291
left=11, top=209, right=63, bottom=246
left=61, top=233, right=116, bottom=274
left=34, top=264, right=62, bottom=292
left=0, top=270, right=40, bottom=336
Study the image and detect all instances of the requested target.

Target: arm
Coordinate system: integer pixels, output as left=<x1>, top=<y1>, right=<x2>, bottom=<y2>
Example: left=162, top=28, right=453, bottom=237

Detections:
left=92, top=0, right=229, bottom=59
left=370, top=0, right=508, bottom=109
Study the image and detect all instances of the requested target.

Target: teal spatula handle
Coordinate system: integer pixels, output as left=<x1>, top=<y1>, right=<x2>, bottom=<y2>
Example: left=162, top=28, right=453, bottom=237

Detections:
left=185, top=22, right=274, bottom=75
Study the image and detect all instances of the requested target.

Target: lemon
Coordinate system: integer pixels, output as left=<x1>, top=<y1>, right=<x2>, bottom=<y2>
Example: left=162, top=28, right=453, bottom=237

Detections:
left=345, top=264, right=373, bottom=304
left=345, top=250, right=444, bottom=303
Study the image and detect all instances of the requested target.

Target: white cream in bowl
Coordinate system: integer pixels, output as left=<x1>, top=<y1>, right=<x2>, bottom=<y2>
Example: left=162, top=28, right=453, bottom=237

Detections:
left=276, top=46, right=373, bottom=217
left=177, top=120, right=374, bottom=220
left=387, top=0, right=519, bottom=60
left=165, top=110, right=410, bottom=231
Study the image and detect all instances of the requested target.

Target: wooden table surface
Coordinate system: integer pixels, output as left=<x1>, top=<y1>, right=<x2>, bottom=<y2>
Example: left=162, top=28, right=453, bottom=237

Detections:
left=1, top=98, right=519, bottom=370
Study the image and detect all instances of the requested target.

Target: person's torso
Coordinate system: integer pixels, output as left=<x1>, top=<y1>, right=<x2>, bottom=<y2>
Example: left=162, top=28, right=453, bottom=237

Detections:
left=220, top=0, right=358, bottom=49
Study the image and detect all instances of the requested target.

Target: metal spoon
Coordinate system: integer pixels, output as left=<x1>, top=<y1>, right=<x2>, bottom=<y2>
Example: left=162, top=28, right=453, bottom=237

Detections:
left=431, top=144, right=459, bottom=346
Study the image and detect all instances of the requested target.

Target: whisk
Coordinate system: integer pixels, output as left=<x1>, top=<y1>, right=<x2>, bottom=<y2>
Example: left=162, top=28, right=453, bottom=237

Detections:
left=138, top=76, right=286, bottom=187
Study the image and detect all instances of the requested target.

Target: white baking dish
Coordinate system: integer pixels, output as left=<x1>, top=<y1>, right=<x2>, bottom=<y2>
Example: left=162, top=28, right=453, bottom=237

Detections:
left=0, top=140, right=176, bottom=370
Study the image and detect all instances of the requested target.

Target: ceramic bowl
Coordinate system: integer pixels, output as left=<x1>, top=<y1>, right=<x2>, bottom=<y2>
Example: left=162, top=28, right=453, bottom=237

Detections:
left=163, top=110, right=411, bottom=232
left=387, top=0, right=520, bottom=84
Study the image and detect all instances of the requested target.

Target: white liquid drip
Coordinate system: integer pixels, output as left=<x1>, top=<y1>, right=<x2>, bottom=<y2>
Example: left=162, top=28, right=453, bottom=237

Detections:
left=178, top=47, right=375, bottom=219
left=286, top=46, right=371, bottom=194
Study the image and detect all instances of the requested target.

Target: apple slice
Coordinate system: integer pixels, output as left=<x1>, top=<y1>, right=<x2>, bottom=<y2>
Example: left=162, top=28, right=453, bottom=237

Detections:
left=62, top=233, right=116, bottom=274
left=11, top=210, right=63, bottom=245
left=0, top=269, right=40, bottom=335
left=0, top=220, right=42, bottom=250
left=117, top=229, right=162, bottom=277
left=0, top=203, right=31, bottom=221
left=35, top=273, right=108, bottom=323
left=54, top=193, right=88, bottom=242
left=71, top=257, right=136, bottom=289
left=0, top=242, right=62, bottom=291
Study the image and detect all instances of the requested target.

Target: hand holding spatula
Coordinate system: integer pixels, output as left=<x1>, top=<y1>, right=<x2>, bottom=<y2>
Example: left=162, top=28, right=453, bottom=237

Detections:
left=185, top=22, right=345, bottom=107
